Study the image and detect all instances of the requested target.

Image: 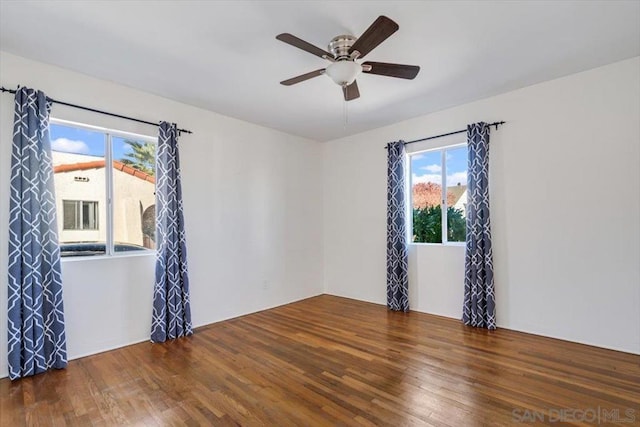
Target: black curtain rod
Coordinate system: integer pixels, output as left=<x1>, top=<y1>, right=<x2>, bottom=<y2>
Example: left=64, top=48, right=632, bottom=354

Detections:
left=385, top=121, right=505, bottom=149
left=1, top=86, right=192, bottom=135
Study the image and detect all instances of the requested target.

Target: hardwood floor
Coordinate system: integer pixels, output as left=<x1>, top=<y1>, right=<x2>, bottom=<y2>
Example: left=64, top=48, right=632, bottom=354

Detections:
left=1, top=295, right=638, bottom=426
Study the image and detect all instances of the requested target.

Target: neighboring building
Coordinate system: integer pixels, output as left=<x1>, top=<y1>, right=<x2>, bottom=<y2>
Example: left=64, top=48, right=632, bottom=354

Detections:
left=52, top=150, right=156, bottom=249
left=447, top=183, right=467, bottom=215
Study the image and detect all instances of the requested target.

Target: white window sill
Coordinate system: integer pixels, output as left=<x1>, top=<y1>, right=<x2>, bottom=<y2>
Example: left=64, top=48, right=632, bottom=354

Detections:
left=409, top=242, right=466, bottom=247
left=61, top=250, right=156, bottom=262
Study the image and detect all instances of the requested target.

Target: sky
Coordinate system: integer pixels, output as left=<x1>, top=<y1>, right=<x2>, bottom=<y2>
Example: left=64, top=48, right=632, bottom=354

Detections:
left=50, top=123, right=140, bottom=161
left=410, top=145, right=467, bottom=188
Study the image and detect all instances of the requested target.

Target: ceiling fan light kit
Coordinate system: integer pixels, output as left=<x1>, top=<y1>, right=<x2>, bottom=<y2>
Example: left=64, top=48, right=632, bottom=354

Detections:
left=277, top=16, right=420, bottom=101
left=325, top=60, right=362, bottom=86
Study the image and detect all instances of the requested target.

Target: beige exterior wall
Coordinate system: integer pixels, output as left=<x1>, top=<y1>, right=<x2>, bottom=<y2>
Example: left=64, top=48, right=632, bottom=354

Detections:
left=112, top=168, right=155, bottom=246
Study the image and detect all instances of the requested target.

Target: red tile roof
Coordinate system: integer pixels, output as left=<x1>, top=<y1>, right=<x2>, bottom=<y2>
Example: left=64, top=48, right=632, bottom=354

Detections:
left=53, top=160, right=155, bottom=183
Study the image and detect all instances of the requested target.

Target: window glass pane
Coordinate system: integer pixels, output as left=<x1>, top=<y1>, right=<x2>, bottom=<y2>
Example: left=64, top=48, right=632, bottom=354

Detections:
left=445, top=146, right=468, bottom=242
left=82, top=202, right=91, bottom=229
left=63, top=200, right=77, bottom=230
left=90, top=201, right=98, bottom=229
left=411, top=151, right=443, bottom=243
left=112, top=136, right=156, bottom=253
left=81, top=201, right=98, bottom=230
left=51, top=123, right=106, bottom=256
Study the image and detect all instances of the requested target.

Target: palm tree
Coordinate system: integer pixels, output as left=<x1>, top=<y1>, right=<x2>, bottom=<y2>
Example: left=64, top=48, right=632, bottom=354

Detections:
left=120, top=140, right=155, bottom=176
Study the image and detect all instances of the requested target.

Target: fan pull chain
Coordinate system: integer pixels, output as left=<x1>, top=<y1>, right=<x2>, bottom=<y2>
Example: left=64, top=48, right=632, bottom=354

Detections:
left=343, top=95, right=348, bottom=128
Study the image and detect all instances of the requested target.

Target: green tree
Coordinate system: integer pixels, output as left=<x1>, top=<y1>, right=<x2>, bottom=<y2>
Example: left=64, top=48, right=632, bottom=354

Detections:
left=413, top=206, right=466, bottom=243
left=446, top=207, right=466, bottom=242
left=413, top=205, right=443, bottom=243
left=120, top=140, right=155, bottom=176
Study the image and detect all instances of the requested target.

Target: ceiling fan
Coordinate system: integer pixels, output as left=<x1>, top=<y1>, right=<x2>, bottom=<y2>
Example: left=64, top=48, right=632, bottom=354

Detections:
left=276, top=16, right=420, bottom=101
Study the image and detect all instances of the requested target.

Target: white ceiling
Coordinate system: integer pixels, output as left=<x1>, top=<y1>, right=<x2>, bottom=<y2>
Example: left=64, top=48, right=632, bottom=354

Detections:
left=1, top=1, right=638, bottom=141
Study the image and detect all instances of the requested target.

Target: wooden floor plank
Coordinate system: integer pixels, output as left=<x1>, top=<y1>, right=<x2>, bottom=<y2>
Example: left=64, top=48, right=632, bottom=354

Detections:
left=1, top=295, right=638, bottom=426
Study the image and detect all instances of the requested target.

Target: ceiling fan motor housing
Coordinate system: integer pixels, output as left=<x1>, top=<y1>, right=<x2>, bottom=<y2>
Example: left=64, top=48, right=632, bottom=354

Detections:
left=329, top=35, right=357, bottom=59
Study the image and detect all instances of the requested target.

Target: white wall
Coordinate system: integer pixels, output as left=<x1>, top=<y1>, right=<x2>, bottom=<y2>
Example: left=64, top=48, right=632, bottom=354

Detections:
left=323, top=57, right=640, bottom=354
left=0, top=52, right=324, bottom=378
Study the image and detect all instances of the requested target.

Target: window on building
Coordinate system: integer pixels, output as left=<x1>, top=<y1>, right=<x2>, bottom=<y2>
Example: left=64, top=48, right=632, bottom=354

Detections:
left=63, top=200, right=99, bottom=230
left=409, top=143, right=468, bottom=244
left=50, top=120, right=157, bottom=257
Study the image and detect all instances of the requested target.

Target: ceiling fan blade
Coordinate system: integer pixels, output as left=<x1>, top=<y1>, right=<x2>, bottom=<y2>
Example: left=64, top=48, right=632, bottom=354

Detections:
left=276, top=33, right=332, bottom=59
left=362, top=62, right=420, bottom=79
left=343, top=80, right=360, bottom=101
left=349, top=16, right=399, bottom=59
left=280, top=69, right=325, bottom=86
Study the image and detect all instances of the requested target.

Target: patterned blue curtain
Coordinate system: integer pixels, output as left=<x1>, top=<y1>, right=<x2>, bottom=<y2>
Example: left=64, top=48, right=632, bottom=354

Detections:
left=463, top=122, right=496, bottom=329
left=151, top=122, right=192, bottom=342
left=7, top=87, right=67, bottom=379
left=386, top=141, right=409, bottom=312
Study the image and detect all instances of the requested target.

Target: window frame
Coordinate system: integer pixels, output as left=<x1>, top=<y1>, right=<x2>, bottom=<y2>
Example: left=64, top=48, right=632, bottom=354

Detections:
left=407, top=142, right=468, bottom=246
left=50, top=118, right=157, bottom=260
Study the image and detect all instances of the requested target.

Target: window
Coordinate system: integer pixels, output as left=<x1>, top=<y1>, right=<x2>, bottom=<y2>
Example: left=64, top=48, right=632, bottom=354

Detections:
left=409, top=143, right=468, bottom=244
left=50, top=120, right=157, bottom=257
left=63, top=200, right=99, bottom=230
